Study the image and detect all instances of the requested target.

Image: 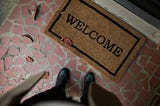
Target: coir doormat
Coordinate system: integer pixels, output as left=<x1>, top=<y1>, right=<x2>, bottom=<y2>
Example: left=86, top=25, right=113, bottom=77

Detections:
left=44, top=0, right=145, bottom=82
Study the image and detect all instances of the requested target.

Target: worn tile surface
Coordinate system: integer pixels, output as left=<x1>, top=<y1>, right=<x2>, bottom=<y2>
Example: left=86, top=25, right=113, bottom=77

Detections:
left=0, top=0, right=160, bottom=106
left=0, top=0, right=19, bottom=25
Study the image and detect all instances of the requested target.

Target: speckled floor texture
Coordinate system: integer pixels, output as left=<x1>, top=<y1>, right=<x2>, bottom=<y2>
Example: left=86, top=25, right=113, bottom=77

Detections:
left=0, top=0, right=160, bottom=106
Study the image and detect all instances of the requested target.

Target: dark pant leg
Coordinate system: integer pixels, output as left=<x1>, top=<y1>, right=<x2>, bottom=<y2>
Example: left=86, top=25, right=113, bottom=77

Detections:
left=81, top=95, right=88, bottom=105
left=21, top=86, right=66, bottom=106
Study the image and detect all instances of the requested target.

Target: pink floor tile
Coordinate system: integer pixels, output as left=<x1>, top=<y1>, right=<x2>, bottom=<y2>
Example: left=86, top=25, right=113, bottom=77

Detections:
left=8, top=46, right=19, bottom=56
left=0, top=46, right=7, bottom=58
left=150, top=53, right=160, bottom=64
left=0, top=21, right=12, bottom=34
left=0, top=0, right=160, bottom=106
left=1, top=36, right=11, bottom=46
left=54, top=45, right=66, bottom=57
left=24, top=27, right=38, bottom=36
left=0, top=74, right=7, bottom=85
left=0, top=60, right=4, bottom=73
left=47, top=53, right=59, bottom=65
left=9, top=6, right=21, bottom=20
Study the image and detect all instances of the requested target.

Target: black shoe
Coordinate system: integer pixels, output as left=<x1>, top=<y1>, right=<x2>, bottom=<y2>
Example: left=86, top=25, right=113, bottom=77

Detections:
left=81, top=71, right=95, bottom=105
left=56, top=67, right=70, bottom=89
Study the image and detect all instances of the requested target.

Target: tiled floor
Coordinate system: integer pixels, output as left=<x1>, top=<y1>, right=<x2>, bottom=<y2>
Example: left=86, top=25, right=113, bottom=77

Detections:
left=0, top=0, right=160, bottom=106
left=0, top=0, right=19, bottom=25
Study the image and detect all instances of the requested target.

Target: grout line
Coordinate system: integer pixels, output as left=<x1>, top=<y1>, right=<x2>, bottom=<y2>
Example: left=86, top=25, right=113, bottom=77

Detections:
left=0, top=0, right=19, bottom=26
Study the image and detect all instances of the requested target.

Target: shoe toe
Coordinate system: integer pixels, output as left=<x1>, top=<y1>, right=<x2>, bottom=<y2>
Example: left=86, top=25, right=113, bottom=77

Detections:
left=56, top=67, right=70, bottom=88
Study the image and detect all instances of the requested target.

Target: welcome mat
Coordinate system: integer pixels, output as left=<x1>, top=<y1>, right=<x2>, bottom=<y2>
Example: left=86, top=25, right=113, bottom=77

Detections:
left=44, top=0, right=145, bottom=82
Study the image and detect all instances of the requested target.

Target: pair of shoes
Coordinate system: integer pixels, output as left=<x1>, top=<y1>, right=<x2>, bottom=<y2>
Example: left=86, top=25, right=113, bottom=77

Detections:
left=56, top=67, right=95, bottom=104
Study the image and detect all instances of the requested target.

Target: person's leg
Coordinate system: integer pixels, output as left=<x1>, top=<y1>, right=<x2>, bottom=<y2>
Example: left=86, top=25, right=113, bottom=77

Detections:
left=88, top=83, right=122, bottom=106
left=81, top=72, right=95, bottom=105
left=21, top=67, right=70, bottom=106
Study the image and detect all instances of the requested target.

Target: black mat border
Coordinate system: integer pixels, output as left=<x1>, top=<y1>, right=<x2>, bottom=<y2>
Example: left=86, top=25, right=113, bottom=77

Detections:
left=48, top=0, right=140, bottom=76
